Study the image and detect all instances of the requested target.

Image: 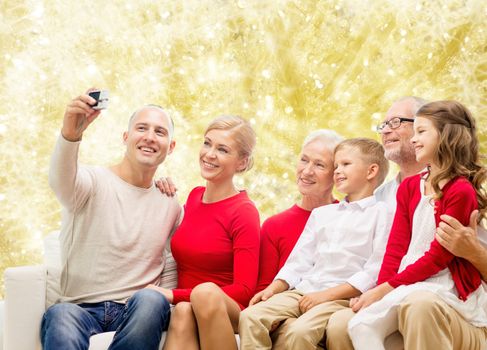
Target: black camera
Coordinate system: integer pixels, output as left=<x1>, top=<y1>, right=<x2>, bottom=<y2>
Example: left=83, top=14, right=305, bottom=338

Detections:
left=88, top=90, right=109, bottom=110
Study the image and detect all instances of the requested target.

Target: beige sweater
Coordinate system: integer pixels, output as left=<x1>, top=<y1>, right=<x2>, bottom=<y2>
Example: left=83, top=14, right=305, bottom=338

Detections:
left=49, top=136, right=181, bottom=304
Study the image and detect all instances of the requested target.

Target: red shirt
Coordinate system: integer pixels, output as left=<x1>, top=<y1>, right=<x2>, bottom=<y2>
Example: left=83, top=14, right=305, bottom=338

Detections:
left=378, top=175, right=481, bottom=301
left=256, top=205, right=311, bottom=291
left=171, top=186, right=260, bottom=308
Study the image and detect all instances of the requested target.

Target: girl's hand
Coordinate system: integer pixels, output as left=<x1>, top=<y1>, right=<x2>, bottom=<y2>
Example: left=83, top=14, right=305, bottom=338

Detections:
left=351, top=282, right=393, bottom=312
left=349, top=297, right=360, bottom=309
left=155, top=177, right=177, bottom=196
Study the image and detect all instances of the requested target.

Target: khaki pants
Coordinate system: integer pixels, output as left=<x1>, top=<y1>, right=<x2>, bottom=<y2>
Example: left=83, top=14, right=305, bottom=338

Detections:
left=270, top=318, right=325, bottom=350
left=398, top=291, right=487, bottom=350
left=326, top=291, right=487, bottom=350
left=239, top=290, right=349, bottom=350
left=325, top=308, right=404, bottom=349
left=325, top=307, right=355, bottom=350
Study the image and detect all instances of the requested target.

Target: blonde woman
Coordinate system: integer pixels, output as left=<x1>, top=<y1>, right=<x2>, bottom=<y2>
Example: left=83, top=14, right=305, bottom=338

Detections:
left=151, top=115, right=260, bottom=350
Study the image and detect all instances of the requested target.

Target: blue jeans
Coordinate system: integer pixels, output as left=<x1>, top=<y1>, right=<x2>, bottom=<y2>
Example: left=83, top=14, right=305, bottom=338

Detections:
left=41, top=289, right=170, bottom=350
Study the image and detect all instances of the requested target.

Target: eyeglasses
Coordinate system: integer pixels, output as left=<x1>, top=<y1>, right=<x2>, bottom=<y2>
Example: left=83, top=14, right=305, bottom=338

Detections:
left=376, top=117, right=415, bottom=132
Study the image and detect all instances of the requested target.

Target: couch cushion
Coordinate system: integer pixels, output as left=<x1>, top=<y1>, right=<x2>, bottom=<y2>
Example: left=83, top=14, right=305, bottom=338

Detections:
left=89, top=331, right=166, bottom=350
left=44, top=231, right=62, bottom=307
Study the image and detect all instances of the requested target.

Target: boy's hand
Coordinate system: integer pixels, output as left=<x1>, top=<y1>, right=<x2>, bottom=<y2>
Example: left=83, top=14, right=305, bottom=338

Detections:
left=351, top=282, right=393, bottom=312
left=155, top=176, right=177, bottom=197
left=298, top=283, right=361, bottom=313
left=249, top=290, right=269, bottom=305
left=249, top=279, right=289, bottom=306
left=249, top=287, right=278, bottom=305
left=299, top=290, right=332, bottom=313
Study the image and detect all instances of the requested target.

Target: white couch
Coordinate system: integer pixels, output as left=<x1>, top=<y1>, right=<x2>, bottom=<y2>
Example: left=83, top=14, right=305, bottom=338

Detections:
left=0, top=300, right=4, bottom=350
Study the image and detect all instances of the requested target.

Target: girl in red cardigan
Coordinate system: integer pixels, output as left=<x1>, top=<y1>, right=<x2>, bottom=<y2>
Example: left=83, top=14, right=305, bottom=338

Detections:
left=348, top=100, right=487, bottom=350
left=150, top=116, right=260, bottom=350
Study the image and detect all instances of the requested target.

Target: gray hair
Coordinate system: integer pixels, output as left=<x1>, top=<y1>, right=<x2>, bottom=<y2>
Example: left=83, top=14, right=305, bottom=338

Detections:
left=128, top=105, right=175, bottom=140
left=395, top=96, right=429, bottom=116
left=302, top=129, right=344, bottom=152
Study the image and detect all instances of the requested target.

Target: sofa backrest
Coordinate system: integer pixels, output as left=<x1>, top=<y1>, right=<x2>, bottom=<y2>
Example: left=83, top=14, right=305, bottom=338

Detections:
left=44, top=231, right=62, bottom=307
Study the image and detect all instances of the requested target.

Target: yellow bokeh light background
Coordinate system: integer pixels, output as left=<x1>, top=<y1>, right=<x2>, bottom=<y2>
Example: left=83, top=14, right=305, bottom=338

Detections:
left=1, top=0, right=486, bottom=297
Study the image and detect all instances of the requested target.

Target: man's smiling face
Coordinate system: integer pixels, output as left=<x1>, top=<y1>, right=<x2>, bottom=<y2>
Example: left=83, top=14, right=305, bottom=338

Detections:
left=123, top=107, right=175, bottom=170
left=380, top=100, right=416, bottom=164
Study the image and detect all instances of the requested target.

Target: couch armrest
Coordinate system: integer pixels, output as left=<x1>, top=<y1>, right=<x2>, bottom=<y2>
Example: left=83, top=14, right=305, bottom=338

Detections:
left=160, top=252, right=177, bottom=290
left=4, top=265, right=47, bottom=350
left=0, top=300, right=4, bottom=350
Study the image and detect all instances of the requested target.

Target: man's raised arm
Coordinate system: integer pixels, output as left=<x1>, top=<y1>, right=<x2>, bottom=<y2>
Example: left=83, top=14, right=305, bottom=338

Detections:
left=49, top=90, right=101, bottom=211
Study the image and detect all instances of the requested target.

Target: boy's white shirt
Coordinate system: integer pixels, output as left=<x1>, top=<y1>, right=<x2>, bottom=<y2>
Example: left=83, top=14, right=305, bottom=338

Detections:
left=274, top=195, right=392, bottom=294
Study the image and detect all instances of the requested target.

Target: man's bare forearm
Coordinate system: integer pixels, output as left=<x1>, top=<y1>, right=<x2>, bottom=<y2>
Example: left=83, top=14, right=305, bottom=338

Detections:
left=470, top=244, right=487, bottom=282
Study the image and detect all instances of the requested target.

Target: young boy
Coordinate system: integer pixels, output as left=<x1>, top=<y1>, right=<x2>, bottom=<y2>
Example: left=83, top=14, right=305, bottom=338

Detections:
left=239, top=138, right=391, bottom=350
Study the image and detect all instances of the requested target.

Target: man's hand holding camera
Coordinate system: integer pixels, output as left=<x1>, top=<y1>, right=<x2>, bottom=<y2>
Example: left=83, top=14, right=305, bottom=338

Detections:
left=62, top=89, right=107, bottom=142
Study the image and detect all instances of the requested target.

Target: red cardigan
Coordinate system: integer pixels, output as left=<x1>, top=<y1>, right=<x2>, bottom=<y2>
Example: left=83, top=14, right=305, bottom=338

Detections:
left=377, top=174, right=481, bottom=301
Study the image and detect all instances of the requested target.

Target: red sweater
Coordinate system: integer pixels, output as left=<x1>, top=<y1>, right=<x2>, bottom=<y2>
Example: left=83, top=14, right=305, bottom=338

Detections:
left=256, top=205, right=311, bottom=291
left=170, top=186, right=260, bottom=308
left=377, top=175, right=481, bottom=301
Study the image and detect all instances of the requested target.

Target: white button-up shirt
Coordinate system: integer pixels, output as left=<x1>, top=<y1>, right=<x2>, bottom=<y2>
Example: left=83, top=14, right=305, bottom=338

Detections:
left=374, top=177, right=399, bottom=214
left=275, top=196, right=391, bottom=293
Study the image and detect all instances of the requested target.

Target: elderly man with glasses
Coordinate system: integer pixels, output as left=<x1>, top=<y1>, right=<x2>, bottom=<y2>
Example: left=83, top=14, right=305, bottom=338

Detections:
left=324, top=96, right=487, bottom=350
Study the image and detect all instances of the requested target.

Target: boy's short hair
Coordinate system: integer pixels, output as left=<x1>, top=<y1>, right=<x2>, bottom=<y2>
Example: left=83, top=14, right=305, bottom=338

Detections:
left=335, top=138, right=389, bottom=187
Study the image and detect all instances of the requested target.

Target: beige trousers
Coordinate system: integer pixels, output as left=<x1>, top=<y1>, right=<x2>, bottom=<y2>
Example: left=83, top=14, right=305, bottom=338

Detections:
left=239, top=290, right=349, bottom=350
left=270, top=318, right=326, bottom=350
left=325, top=291, right=487, bottom=350
left=398, top=291, right=487, bottom=350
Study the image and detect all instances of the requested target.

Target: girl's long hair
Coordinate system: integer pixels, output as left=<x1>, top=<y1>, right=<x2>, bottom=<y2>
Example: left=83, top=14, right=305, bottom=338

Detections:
left=416, top=100, right=487, bottom=220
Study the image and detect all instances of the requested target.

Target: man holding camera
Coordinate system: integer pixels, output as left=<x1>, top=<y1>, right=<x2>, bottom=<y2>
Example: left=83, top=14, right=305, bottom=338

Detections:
left=40, top=89, right=182, bottom=350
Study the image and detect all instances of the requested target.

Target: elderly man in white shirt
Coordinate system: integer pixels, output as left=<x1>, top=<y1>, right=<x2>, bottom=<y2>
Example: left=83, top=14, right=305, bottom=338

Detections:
left=239, top=138, right=392, bottom=350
